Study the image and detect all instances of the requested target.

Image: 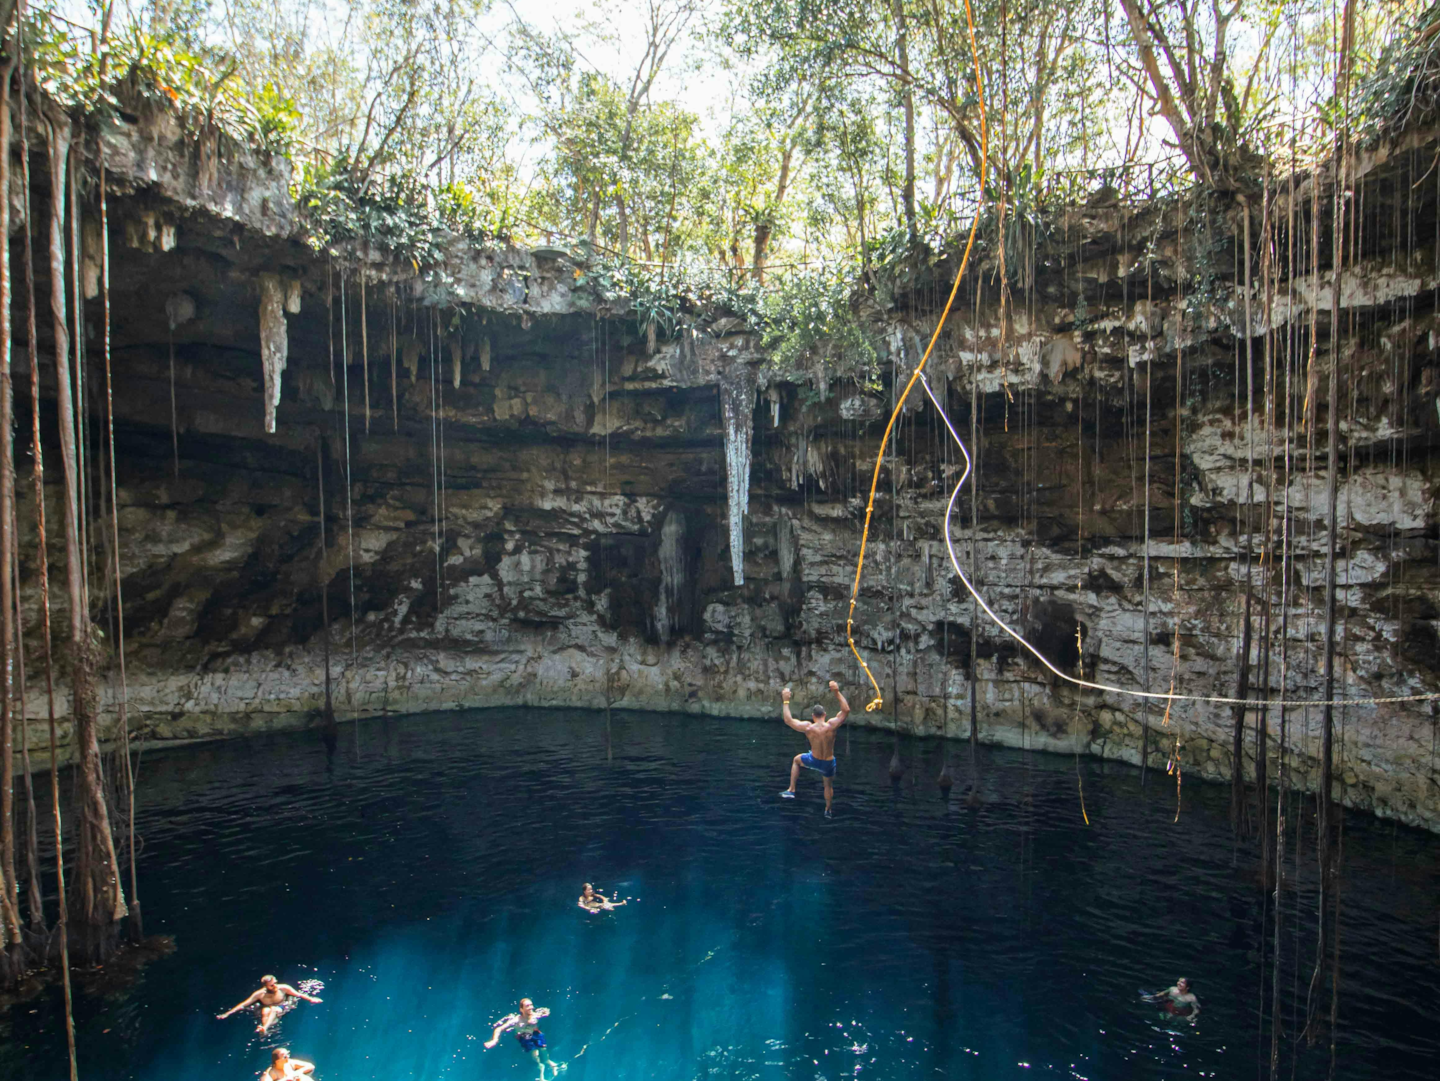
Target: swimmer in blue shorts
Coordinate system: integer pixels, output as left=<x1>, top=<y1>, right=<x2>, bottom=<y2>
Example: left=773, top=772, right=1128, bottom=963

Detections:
left=779, top=680, right=850, bottom=817
left=484, top=997, right=564, bottom=1079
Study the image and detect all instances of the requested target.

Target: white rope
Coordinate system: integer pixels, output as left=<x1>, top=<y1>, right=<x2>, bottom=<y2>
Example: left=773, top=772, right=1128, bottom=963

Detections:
left=918, top=371, right=1440, bottom=709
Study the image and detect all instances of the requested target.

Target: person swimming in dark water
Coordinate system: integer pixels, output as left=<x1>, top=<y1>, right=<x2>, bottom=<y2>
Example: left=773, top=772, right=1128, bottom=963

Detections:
left=1144, top=977, right=1200, bottom=1021
left=578, top=883, right=626, bottom=912
left=216, top=974, right=322, bottom=1033
left=262, top=1046, right=315, bottom=1080
left=484, top=998, right=565, bottom=1079
left=779, top=681, right=849, bottom=817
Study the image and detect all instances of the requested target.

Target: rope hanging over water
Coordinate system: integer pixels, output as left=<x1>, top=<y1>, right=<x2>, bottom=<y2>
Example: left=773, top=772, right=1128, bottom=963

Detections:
left=846, top=0, right=989, bottom=714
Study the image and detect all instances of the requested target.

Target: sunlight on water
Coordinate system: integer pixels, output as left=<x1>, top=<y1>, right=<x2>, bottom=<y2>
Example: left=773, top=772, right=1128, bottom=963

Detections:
left=6, top=709, right=1439, bottom=1080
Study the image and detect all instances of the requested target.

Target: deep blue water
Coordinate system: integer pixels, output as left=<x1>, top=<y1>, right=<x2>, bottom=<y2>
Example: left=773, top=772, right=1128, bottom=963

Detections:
left=5, top=708, right=1439, bottom=1080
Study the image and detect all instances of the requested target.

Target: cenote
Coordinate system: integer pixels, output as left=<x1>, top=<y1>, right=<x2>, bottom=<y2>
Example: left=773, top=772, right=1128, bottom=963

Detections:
left=8, top=709, right=1439, bottom=1081
left=11, top=5, right=1440, bottom=1080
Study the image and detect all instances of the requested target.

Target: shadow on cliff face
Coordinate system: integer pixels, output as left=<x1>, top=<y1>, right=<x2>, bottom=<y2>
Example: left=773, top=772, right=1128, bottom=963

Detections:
left=1022, top=597, right=1085, bottom=676
left=1402, top=614, right=1440, bottom=672
left=932, top=620, right=1019, bottom=676
left=587, top=505, right=711, bottom=644
left=195, top=523, right=321, bottom=646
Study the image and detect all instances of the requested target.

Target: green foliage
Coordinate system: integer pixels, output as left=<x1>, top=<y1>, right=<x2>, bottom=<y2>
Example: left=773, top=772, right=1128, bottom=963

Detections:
left=524, top=58, right=711, bottom=265
left=574, top=251, right=764, bottom=338
left=567, top=249, right=879, bottom=397
left=977, top=161, right=1054, bottom=284
left=757, top=265, right=878, bottom=388
left=1352, top=2, right=1440, bottom=144
left=435, top=181, right=521, bottom=244
left=296, top=153, right=442, bottom=260
left=27, top=13, right=300, bottom=155
left=296, top=159, right=517, bottom=260
left=26, top=0, right=1434, bottom=323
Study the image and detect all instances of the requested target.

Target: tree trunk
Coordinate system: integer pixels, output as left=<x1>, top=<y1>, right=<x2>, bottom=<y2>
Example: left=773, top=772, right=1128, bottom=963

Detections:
left=616, top=193, right=630, bottom=257
left=100, top=149, right=142, bottom=942
left=14, top=533, right=42, bottom=933
left=0, top=46, right=21, bottom=980
left=752, top=145, right=794, bottom=281
left=45, top=110, right=126, bottom=964
left=25, top=73, right=78, bottom=1081
left=892, top=0, right=917, bottom=240
left=1115, top=0, right=1213, bottom=185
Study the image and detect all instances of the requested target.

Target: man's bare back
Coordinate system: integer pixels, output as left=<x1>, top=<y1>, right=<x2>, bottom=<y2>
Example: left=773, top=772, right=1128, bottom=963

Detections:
left=801, top=718, right=839, bottom=759
left=779, top=681, right=849, bottom=815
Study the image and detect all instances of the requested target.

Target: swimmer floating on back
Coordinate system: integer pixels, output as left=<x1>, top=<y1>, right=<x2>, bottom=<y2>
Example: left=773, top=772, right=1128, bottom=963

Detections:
left=779, top=680, right=849, bottom=817
left=1144, top=977, right=1200, bottom=1022
left=578, top=883, right=627, bottom=912
left=262, top=1047, right=315, bottom=1081
left=216, top=974, right=322, bottom=1033
left=484, top=998, right=565, bottom=1080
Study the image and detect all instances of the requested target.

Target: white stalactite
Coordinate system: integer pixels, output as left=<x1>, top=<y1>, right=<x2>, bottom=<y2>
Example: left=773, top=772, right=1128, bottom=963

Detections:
left=719, top=364, right=757, bottom=586
left=258, top=273, right=287, bottom=433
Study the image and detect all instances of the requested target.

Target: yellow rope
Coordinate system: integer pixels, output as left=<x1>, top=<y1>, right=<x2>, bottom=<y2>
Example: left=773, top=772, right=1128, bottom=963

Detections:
left=847, top=0, right=989, bottom=713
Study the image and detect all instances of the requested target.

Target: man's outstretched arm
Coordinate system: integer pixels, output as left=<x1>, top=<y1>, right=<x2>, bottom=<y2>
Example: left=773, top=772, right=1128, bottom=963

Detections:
left=780, top=687, right=807, bottom=732
left=278, top=983, right=322, bottom=1004
left=217, top=989, right=261, bottom=1019
left=484, top=1016, right=517, bottom=1048
left=828, top=681, right=850, bottom=728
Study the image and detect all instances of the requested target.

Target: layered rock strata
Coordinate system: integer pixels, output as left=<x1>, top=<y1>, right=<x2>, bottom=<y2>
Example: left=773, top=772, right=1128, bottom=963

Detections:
left=13, top=107, right=1440, bottom=833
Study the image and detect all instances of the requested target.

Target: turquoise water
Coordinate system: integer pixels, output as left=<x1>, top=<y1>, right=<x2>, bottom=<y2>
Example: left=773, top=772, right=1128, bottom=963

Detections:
left=7, top=709, right=1439, bottom=1080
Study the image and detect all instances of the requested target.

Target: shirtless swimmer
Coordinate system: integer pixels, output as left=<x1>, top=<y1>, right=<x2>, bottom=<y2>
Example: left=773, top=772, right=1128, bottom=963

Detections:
left=217, top=974, right=322, bottom=1033
left=578, top=883, right=627, bottom=912
left=1147, top=977, right=1201, bottom=1022
left=779, top=680, right=849, bottom=817
left=484, top=998, right=564, bottom=1080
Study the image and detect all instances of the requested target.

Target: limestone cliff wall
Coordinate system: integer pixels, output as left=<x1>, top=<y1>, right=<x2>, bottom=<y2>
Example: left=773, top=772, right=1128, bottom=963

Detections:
left=12, top=108, right=1440, bottom=832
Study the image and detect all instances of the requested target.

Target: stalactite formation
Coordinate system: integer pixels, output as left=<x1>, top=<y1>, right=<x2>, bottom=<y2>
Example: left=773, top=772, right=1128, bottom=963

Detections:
left=719, top=363, right=757, bottom=587
left=258, top=273, right=288, bottom=434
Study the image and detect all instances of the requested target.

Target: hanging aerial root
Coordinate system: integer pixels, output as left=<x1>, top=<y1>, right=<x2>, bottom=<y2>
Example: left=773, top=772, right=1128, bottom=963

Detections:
left=847, top=0, right=989, bottom=713
left=917, top=371, right=1440, bottom=710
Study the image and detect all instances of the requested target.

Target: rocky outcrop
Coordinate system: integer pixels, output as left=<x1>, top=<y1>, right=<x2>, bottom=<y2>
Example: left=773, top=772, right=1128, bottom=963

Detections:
left=13, top=106, right=1440, bottom=834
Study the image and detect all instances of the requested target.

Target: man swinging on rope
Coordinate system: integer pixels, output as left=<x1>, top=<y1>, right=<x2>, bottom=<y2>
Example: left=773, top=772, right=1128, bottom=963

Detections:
left=779, top=681, right=849, bottom=817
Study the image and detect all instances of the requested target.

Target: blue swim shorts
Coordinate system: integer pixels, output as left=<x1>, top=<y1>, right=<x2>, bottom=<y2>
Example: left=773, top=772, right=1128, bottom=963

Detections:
left=800, top=752, right=837, bottom=778
left=517, top=1030, right=546, bottom=1053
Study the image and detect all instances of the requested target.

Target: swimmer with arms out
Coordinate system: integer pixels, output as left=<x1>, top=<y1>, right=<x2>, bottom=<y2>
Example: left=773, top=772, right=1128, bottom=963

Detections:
left=262, top=1047, right=315, bottom=1081
left=484, top=998, right=565, bottom=1080
left=578, top=883, right=627, bottom=912
left=216, top=974, right=322, bottom=1033
left=1146, top=977, right=1200, bottom=1021
left=779, top=680, right=849, bottom=817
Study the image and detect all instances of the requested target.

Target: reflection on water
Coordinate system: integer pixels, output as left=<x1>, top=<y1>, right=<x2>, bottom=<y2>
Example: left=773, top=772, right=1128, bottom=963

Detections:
left=6, top=708, right=1439, bottom=1080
